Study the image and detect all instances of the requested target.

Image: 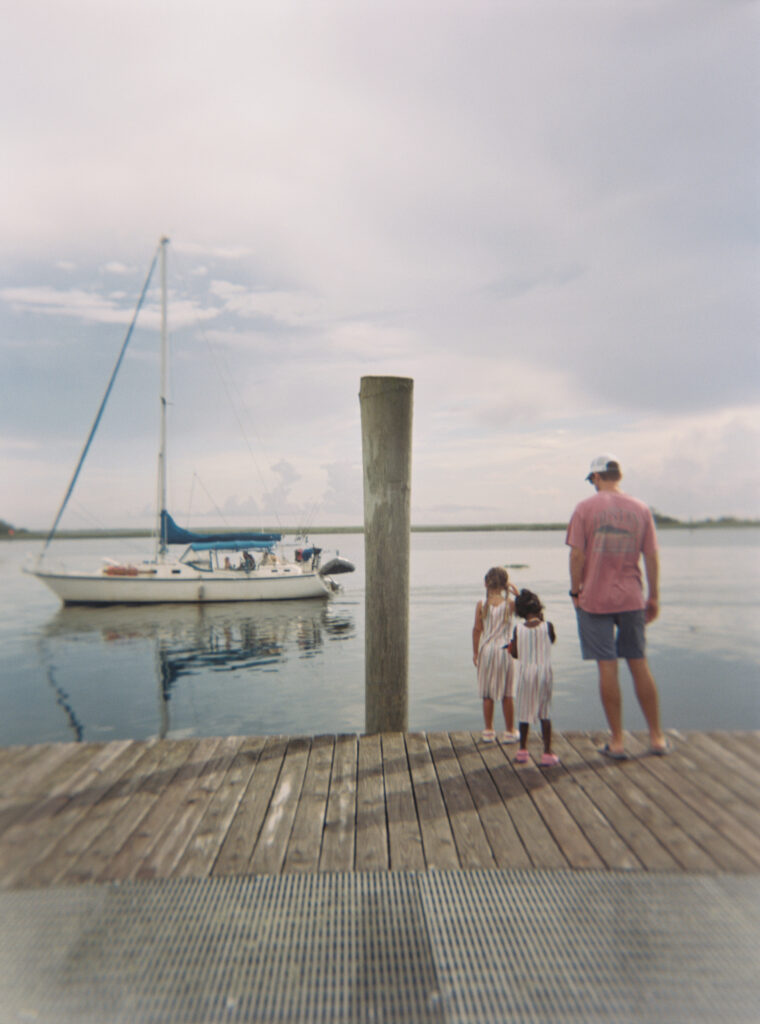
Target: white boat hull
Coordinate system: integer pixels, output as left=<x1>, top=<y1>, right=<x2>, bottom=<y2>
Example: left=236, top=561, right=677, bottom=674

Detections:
left=30, top=563, right=332, bottom=605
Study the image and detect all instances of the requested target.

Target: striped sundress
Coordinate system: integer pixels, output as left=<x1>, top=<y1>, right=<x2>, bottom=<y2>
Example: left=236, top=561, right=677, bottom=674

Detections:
left=513, top=621, right=554, bottom=723
left=476, top=601, right=515, bottom=701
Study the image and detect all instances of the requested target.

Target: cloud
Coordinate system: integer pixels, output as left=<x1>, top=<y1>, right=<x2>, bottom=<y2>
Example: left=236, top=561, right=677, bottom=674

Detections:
left=328, top=322, right=420, bottom=362
left=1, top=286, right=135, bottom=325
left=221, top=494, right=261, bottom=518
left=320, top=461, right=362, bottom=519
left=209, top=281, right=327, bottom=328
left=1, top=1, right=757, bottom=529
left=172, top=242, right=253, bottom=261
left=0, top=283, right=223, bottom=333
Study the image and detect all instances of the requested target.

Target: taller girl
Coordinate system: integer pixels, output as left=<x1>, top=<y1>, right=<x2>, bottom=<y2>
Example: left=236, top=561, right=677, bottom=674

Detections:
left=472, top=566, right=519, bottom=743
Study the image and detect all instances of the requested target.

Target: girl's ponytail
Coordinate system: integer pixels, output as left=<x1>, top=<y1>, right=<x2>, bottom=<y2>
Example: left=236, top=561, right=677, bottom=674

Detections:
left=482, top=566, right=509, bottom=625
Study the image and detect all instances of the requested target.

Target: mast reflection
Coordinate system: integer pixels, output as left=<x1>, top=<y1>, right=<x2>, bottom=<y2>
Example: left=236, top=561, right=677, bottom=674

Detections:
left=43, top=600, right=356, bottom=739
left=45, top=665, right=85, bottom=742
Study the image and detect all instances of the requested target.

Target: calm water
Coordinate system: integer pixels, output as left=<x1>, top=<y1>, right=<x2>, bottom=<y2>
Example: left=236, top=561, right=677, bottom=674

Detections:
left=1, top=530, right=758, bottom=746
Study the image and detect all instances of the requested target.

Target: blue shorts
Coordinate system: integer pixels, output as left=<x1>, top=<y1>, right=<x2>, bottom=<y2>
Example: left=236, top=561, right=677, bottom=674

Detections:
left=576, top=608, right=647, bottom=661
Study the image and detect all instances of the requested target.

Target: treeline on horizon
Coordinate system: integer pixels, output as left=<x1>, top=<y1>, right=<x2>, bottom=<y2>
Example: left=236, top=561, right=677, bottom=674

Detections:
left=2, top=513, right=758, bottom=539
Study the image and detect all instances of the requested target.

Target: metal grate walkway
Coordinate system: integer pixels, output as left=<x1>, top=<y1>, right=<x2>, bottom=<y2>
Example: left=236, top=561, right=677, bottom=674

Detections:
left=2, top=870, right=758, bottom=1023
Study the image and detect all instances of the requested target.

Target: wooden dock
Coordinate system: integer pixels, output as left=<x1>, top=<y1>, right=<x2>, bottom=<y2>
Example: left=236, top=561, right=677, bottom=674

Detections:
left=1, top=730, right=758, bottom=889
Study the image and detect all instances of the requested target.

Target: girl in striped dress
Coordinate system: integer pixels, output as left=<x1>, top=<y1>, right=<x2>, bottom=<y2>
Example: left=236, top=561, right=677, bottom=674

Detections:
left=472, top=567, right=519, bottom=743
left=509, top=589, right=559, bottom=766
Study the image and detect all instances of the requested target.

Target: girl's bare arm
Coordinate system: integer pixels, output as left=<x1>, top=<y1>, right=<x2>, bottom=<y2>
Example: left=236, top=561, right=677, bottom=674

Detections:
left=472, top=601, right=483, bottom=664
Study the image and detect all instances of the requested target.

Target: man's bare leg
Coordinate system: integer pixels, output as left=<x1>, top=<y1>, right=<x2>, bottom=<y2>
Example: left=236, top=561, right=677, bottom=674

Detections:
left=627, top=658, right=666, bottom=749
left=598, top=659, right=625, bottom=752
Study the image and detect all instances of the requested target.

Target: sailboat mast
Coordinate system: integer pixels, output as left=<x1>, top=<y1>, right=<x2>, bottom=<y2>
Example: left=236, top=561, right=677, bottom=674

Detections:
left=157, top=236, right=170, bottom=559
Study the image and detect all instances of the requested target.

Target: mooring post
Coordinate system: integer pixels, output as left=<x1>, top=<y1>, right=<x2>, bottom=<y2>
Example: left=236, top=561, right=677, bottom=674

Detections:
left=360, top=376, right=413, bottom=733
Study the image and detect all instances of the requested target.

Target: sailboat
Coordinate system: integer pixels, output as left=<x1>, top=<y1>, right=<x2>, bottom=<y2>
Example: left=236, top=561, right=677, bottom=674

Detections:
left=29, top=238, right=354, bottom=605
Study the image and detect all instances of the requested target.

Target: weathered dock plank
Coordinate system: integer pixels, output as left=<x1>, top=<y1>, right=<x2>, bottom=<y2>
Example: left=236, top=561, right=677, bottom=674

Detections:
left=319, top=733, right=357, bottom=872
left=625, top=733, right=760, bottom=872
left=284, top=734, right=334, bottom=873
left=134, top=735, right=243, bottom=881
left=693, top=731, right=760, bottom=786
left=551, top=734, right=653, bottom=870
left=213, top=735, right=287, bottom=877
left=430, top=731, right=497, bottom=870
left=652, top=736, right=760, bottom=840
left=0, top=743, right=97, bottom=835
left=536, top=741, right=639, bottom=871
left=15, top=740, right=150, bottom=888
left=674, top=733, right=760, bottom=821
left=383, top=732, right=425, bottom=871
left=479, top=741, right=569, bottom=870
left=249, top=736, right=310, bottom=874
left=0, top=741, right=134, bottom=887
left=449, top=731, right=532, bottom=870
left=720, top=731, right=760, bottom=768
left=0, top=743, right=82, bottom=801
left=0, top=731, right=757, bottom=890
left=355, top=732, right=388, bottom=870
left=58, top=737, right=195, bottom=886
left=175, top=735, right=266, bottom=878
left=405, top=731, right=459, bottom=870
left=572, top=734, right=720, bottom=872
left=99, top=737, right=225, bottom=882
left=507, top=745, right=605, bottom=871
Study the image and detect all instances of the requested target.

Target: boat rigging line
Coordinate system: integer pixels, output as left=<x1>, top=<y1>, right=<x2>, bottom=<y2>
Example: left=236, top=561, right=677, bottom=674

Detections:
left=40, top=241, right=162, bottom=559
left=169, top=246, right=284, bottom=534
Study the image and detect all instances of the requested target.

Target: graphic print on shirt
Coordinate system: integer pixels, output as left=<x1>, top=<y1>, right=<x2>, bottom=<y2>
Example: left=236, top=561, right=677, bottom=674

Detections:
left=590, top=507, right=644, bottom=557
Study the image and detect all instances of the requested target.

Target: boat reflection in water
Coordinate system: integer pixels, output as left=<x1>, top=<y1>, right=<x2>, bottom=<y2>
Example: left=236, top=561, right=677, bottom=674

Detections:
left=42, top=599, right=356, bottom=739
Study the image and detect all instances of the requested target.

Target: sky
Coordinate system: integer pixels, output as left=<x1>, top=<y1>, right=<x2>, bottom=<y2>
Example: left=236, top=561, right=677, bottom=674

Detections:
left=2, top=0, right=758, bottom=533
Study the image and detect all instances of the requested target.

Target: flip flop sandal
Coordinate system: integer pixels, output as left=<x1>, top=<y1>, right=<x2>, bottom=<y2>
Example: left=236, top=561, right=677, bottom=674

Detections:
left=599, top=743, right=629, bottom=761
left=514, top=749, right=530, bottom=763
left=499, top=731, right=519, bottom=744
left=540, top=753, right=560, bottom=767
left=649, top=741, right=671, bottom=756
left=481, top=729, right=496, bottom=742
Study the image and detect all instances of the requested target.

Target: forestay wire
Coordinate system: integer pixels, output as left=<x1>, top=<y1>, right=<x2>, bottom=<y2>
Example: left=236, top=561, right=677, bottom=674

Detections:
left=41, top=243, right=162, bottom=556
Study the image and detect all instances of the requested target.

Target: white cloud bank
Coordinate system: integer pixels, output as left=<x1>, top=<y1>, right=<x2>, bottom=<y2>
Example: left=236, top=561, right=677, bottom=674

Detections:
left=1, top=0, right=758, bottom=530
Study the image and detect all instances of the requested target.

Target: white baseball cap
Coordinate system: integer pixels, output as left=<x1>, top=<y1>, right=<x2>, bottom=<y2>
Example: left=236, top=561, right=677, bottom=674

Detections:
left=586, top=454, right=620, bottom=481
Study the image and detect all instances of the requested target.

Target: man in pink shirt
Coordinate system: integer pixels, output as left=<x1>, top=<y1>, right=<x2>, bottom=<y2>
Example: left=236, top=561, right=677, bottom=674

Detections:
left=566, top=455, right=668, bottom=759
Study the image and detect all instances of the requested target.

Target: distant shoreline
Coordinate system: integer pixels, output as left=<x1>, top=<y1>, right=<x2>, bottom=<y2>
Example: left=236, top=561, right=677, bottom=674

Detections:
left=4, top=519, right=759, bottom=540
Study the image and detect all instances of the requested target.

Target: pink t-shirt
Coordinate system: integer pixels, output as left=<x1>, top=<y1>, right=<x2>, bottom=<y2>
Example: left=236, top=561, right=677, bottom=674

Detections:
left=565, top=491, right=658, bottom=614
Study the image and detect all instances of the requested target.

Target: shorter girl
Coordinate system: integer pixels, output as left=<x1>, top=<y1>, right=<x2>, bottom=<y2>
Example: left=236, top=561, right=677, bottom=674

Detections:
left=472, top=567, right=519, bottom=742
left=509, top=589, right=559, bottom=766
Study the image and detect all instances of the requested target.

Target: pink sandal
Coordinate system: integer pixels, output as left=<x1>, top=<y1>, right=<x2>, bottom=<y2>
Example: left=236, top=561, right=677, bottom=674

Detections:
left=540, top=752, right=560, bottom=767
left=515, top=749, right=529, bottom=763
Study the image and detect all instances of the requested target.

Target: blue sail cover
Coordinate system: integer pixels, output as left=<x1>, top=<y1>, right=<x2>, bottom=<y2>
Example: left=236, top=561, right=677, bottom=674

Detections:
left=189, top=540, right=277, bottom=552
left=161, top=511, right=281, bottom=546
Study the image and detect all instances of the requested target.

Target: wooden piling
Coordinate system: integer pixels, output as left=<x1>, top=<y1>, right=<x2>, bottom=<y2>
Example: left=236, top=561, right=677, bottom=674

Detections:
left=360, top=376, right=413, bottom=733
